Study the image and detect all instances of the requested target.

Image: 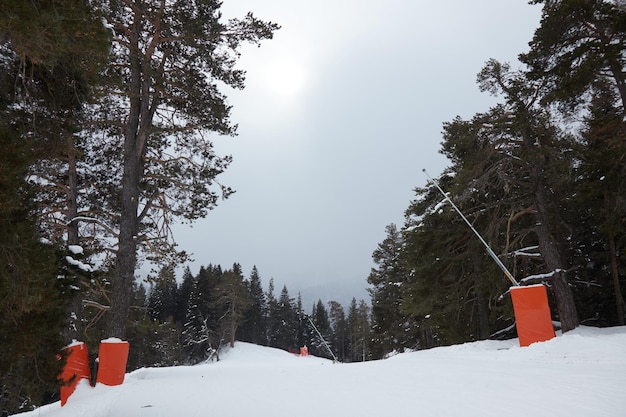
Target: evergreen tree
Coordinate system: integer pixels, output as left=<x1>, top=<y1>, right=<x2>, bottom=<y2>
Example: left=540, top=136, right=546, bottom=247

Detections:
left=147, top=266, right=179, bottom=322
left=521, top=0, right=626, bottom=116
left=368, top=224, right=417, bottom=357
left=520, top=3, right=626, bottom=328
left=265, top=284, right=298, bottom=351
left=477, top=60, right=580, bottom=332
left=238, top=266, right=268, bottom=345
left=273, top=286, right=298, bottom=350
left=182, top=266, right=220, bottom=363
left=309, top=299, right=332, bottom=358
left=0, top=169, right=67, bottom=412
left=127, top=283, right=183, bottom=370
left=216, top=265, right=253, bottom=347
left=0, top=1, right=108, bottom=412
left=266, top=278, right=279, bottom=347
left=347, top=298, right=371, bottom=362
left=401, top=174, right=508, bottom=347
left=175, top=266, right=194, bottom=325
left=405, top=104, right=549, bottom=345
left=1, top=0, right=111, bottom=346
left=328, top=301, right=348, bottom=362
left=571, top=83, right=626, bottom=325
left=88, top=0, right=279, bottom=338
left=294, top=293, right=310, bottom=349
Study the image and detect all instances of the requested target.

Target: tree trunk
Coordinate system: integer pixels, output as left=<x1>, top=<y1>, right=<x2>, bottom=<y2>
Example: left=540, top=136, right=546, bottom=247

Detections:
left=608, top=232, right=625, bottom=326
left=63, top=135, right=83, bottom=342
left=230, top=301, right=236, bottom=348
left=106, top=155, right=140, bottom=338
left=66, top=135, right=79, bottom=246
left=105, top=14, right=144, bottom=339
left=105, top=133, right=142, bottom=338
left=531, top=165, right=579, bottom=332
left=471, top=244, right=490, bottom=339
left=476, top=285, right=490, bottom=340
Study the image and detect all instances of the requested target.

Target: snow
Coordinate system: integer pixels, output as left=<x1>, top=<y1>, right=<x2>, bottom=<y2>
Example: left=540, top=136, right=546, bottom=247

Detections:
left=14, top=326, right=626, bottom=417
left=433, top=198, right=448, bottom=212
left=519, top=269, right=564, bottom=284
left=512, top=245, right=541, bottom=257
left=65, top=256, right=93, bottom=272
left=65, top=340, right=85, bottom=348
left=68, top=245, right=84, bottom=255
left=101, top=337, right=124, bottom=343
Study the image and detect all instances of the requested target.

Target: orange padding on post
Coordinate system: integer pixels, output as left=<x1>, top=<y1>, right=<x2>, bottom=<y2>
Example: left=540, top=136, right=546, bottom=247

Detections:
left=60, top=342, right=91, bottom=406
left=96, top=340, right=130, bottom=386
left=510, top=284, right=555, bottom=347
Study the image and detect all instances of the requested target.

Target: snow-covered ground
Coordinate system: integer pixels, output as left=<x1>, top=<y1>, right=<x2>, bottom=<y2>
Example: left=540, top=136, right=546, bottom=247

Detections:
left=16, top=326, right=626, bottom=417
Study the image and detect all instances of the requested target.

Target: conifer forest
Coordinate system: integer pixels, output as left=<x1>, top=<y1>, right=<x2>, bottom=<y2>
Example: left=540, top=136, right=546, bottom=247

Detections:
left=1, top=1, right=625, bottom=414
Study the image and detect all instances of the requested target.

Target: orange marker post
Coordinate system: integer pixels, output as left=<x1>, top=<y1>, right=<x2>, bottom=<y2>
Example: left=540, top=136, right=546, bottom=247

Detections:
left=96, top=339, right=130, bottom=386
left=59, top=342, right=91, bottom=406
left=510, top=284, right=556, bottom=347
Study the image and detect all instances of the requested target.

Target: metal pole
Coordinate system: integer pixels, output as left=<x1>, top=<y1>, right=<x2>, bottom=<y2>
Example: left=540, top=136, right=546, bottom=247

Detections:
left=306, top=315, right=339, bottom=362
left=422, top=169, right=519, bottom=287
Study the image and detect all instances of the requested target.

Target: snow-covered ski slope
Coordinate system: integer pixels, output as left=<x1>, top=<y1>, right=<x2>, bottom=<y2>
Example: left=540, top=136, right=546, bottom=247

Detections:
left=16, top=326, right=626, bottom=417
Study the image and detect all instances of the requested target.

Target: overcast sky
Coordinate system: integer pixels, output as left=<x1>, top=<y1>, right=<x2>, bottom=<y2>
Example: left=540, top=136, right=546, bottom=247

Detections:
left=170, top=0, right=543, bottom=306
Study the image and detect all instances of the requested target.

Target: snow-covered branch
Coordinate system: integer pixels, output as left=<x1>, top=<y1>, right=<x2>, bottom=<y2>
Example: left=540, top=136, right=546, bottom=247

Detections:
left=519, top=269, right=564, bottom=285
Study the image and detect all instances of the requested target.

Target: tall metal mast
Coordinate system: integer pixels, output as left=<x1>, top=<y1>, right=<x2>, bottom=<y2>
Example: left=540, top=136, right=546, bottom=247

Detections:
left=423, top=169, right=519, bottom=287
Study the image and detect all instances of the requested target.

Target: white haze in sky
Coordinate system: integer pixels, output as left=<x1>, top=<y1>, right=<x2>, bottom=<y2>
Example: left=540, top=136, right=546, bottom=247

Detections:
left=169, top=0, right=544, bottom=306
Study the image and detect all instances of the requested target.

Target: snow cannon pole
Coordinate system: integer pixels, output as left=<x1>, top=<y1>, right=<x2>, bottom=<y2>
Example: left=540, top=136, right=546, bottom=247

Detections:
left=422, top=169, right=519, bottom=287
left=306, top=315, right=339, bottom=362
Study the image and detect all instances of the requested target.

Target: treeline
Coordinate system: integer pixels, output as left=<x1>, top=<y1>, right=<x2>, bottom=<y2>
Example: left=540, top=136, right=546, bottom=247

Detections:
left=1, top=1, right=278, bottom=414
left=367, top=2, right=626, bottom=357
left=121, top=264, right=371, bottom=369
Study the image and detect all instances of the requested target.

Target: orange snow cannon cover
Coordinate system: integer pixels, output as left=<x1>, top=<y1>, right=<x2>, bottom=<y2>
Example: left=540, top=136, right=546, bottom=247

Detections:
left=60, top=342, right=91, bottom=406
left=96, top=339, right=130, bottom=386
left=510, top=284, right=555, bottom=347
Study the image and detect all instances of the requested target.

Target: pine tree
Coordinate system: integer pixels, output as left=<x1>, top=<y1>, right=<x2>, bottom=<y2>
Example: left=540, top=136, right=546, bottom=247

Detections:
left=328, top=301, right=347, bottom=362
left=147, top=266, right=179, bottom=322
left=309, top=299, right=332, bottom=358
left=368, top=224, right=417, bottom=357
left=266, top=278, right=279, bottom=347
left=238, top=266, right=268, bottom=345
left=90, top=0, right=279, bottom=339
left=519, top=0, right=626, bottom=326
left=521, top=0, right=626, bottom=116
left=0, top=1, right=108, bottom=412
left=265, top=284, right=298, bottom=351
left=571, top=83, right=626, bottom=325
left=477, top=60, right=580, bottom=332
left=0, top=157, right=67, bottom=412
left=175, top=267, right=194, bottom=325
left=216, top=265, right=253, bottom=347
left=0, top=98, right=75, bottom=410
left=273, top=286, right=298, bottom=351
left=402, top=173, right=509, bottom=347
left=182, top=266, right=220, bottom=363
left=347, top=298, right=371, bottom=362
left=1, top=0, right=111, bottom=345
left=294, top=293, right=310, bottom=349
left=127, top=283, right=183, bottom=370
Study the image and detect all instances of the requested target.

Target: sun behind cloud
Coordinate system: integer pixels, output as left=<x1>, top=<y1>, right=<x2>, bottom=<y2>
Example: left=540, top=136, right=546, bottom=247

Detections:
left=260, top=58, right=308, bottom=98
